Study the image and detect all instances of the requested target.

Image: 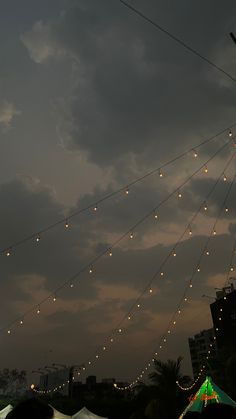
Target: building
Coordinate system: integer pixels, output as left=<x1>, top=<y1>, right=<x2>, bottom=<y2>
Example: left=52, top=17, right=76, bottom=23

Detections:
left=188, top=328, right=216, bottom=379
left=210, top=283, right=236, bottom=351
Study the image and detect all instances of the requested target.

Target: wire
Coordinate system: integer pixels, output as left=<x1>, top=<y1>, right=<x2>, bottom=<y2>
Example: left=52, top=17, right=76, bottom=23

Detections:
left=1, top=123, right=235, bottom=256
left=2, top=137, right=232, bottom=333
left=118, top=0, right=236, bottom=83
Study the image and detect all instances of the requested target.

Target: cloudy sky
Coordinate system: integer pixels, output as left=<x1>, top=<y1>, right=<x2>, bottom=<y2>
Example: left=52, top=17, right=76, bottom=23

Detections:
left=1, top=0, right=236, bottom=386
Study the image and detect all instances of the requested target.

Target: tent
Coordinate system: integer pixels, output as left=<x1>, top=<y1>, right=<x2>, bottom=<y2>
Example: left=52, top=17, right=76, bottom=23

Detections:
left=0, top=405, right=13, bottom=419
left=52, top=406, right=71, bottom=419
left=179, top=376, right=236, bottom=418
left=72, top=407, right=107, bottom=419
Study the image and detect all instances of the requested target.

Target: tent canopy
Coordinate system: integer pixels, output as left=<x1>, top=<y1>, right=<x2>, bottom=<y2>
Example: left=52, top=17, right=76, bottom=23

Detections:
left=51, top=406, right=107, bottom=419
left=0, top=405, right=13, bottom=419
left=72, top=407, right=107, bottom=419
left=179, top=376, right=236, bottom=418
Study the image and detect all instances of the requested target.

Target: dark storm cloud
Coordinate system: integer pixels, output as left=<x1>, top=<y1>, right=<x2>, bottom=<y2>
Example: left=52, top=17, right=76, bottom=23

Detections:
left=22, top=0, right=236, bottom=168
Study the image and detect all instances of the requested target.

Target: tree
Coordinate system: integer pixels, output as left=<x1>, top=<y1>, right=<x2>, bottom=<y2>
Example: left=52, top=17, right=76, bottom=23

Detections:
left=148, top=357, right=191, bottom=419
left=0, top=369, right=27, bottom=396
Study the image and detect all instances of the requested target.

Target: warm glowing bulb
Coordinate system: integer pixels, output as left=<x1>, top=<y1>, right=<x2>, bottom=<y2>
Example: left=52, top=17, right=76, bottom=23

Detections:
left=159, top=170, right=163, bottom=178
left=6, top=249, right=11, bottom=257
left=178, top=192, right=182, bottom=198
left=204, top=166, right=208, bottom=173
left=65, top=221, right=69, bottom=228
left=204, top=203, right=208, bottom=211
left=118, top=328, right=122, bottom=333
left=70, top=283, right=74, bottom=288
left=93, top=205, right=98, bottom=212
left=89, top=267, right=93, bottom=274
left=197, top=267, right=201, bottom=272
left=163, top=338, right=166, bottom=342
left=173, top=321, right=176, bottom=325
left=225, top=207, right=229, bottom=212
left=229, top=129, right=233, bottom=137
left=7, top=330, right=11, bottom=334
left=154, top=212, right=158, bottom=219
left=160, top=272, right=164, bottom=276
left=125, top=187, right=129, bottom=195
left=53, top=296, right=56, bottom=302
left=213, top=230, right=216, bottom=235
left=108, top=249, right=113, bottom=257
left=37, top=308, right=40, bottom=314
left=137, top=304, right=140, bottom=308
left=189, top=284, right=193, bottom=288
left=193, top=150, right=198, bottom=158
left=128, top=315, right=131, bottom=320
left=36, top=235, right=40, bottom=242
left=110, top=338, right=114, bottom=342
left=223, top=174, right=227, bottom=182
left=230, top=266, right=234, bottom=271
left=206, top=250, right=210, bottom=256
left=167, top=330, right=171, bottom=334
left=149, top=288, right=153, bottom=293
left=184, top=297, right=188, bottom=302
left=130, top=232, right=134, bottom=239
left=178, top=310, right=181, bottom=314
left=189, top=229, right=192, bottom=235
left=20, top=320, right=23, bottom=325
left=173, top=251, right=177, bottom=257
left=96, top=355, right=99, bottom=359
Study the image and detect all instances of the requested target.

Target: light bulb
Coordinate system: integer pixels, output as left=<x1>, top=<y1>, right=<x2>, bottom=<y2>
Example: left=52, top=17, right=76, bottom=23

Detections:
left=160, top=272, right=164, bottom=276
left=93, top=205, right=98, bottom=212
left=225, top=207, right=229, bottom=212
left=128, top=315, right=131, bottom=320
left=89, top=267, right=93, bottom=274
left=70, top=283, right=74, bottom=288
left=189, top=228, right=192, bottom=235
left=65, top=221, right=69, bottom=228
left=53, top=296, right=56, bottom=302
left=130, top=232, right=134, bottom=239
left=173, top=251, right=177, bottom=257
left=125, top=187, right=129, bottom=195
left=159, top=170, right=163, bottom=178
left=149, top=288, right=153, bottom=293
left=197, top=267, right=201, bottom=272
left=229, top=129, right=233, bottom=137
left=7, top=330, right=11, bottom=334
left=137, top=304, right=140, bottom=308
left=184, top=297, right=188, bottom=302
left=36, top=235, right=40, bottom=242
left=6, top=249, right=11, bottom=257
left=37, top=308, right=40, bottom=314
left=108, top=249, right=113, bottom=257
left=189, top=283, right=193, bottom=288
left=230, top=266, right=234, bottom=271
left=193, top=150, right=198, bottom=158
left=204, top=166, right=208, bottom=173
left=213, top=230, right=216, bottom=235
left=206, top=250, right=210, bottom=256
left=223, top=174, right=227, bottom=182
left=178, top=191, right=182, bottom=198
left=118, top=328, right=122, bottom=333
left=20, top=320, right=23, bottom=325
left=154, top=212, right=158, bottom=219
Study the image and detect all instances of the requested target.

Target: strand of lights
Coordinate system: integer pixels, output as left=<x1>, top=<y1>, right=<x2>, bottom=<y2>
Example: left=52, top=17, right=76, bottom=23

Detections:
left=177, top=237, right=236, bottom=391
left=33, top=171, right=236, bottom=394
left=114, top=175, right=236, bottom=390
left=76, top=166, right=236, bottom=387
left=1, top=125, right=236, bottom=257
left=2, top=139, right=234, bottom=335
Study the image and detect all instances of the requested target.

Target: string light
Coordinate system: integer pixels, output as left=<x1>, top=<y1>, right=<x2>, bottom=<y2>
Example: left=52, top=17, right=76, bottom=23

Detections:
left=204, top=166, right=208, bottom=173
left=130, top=232, right=134, bottom=239
left=65, top=221, right=69, bottom=229
left=3, top=144, right=236, bottom=389
left=203, top=203, right=208, bottom=211
left=36, top=235, right=40, bottom=243
left=125, top=187, right=129, bottom=195
left=229, top=130, right=233, bottom=137
left=6, top=249, right=11, bottom=257
left=193, top=149, right=198, bottom=158
left=159, top=170, right=163, bottom=178
left=93, top=205, right=98, bottom=212
left=1, top=124, right=235, bottom=262
left=178, top=191, right=182, bottom=198
left=108, top=249, right=113, bottom=257
left=223, top=174, right=227, bottom=182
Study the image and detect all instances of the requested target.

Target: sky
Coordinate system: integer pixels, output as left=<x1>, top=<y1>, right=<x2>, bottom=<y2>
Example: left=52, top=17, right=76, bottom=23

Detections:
left=1, top=0, right=236, bottom=387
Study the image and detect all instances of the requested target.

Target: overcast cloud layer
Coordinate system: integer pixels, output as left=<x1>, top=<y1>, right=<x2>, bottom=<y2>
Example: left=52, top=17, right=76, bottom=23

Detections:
left=1, top=0, right=236, bottom=385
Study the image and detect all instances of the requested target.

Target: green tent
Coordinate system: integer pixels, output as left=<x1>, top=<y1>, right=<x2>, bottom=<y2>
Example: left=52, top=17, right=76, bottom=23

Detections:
left=179, top=376, right=236, bottom=418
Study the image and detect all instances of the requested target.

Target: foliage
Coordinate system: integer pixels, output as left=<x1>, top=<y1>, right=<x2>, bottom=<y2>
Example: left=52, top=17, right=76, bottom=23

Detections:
left=0, top=369, right=27, bottom=396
